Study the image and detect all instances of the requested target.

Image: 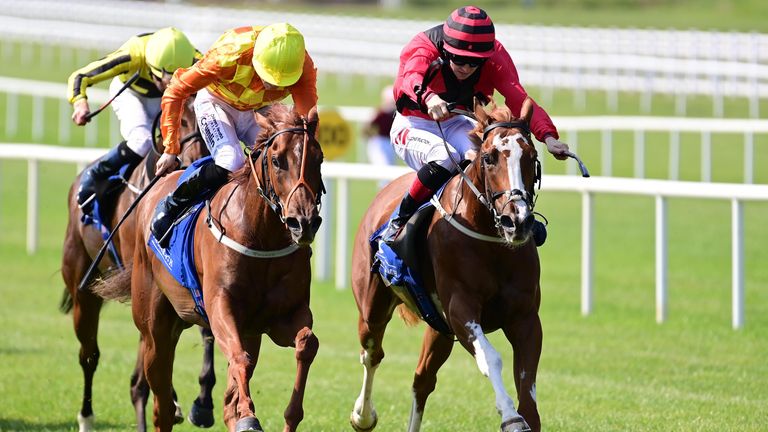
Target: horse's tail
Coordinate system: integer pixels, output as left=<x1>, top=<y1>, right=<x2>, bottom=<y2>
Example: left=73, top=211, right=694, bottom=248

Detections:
left=59, top=287, right=74, bottom=314
left=396, top=304, right=421, bottom=327
left=90, top=268, right=133, bottom=303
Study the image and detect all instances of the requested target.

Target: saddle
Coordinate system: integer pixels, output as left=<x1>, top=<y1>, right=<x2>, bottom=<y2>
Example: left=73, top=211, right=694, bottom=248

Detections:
left=372, top=197, right=452, bottom=335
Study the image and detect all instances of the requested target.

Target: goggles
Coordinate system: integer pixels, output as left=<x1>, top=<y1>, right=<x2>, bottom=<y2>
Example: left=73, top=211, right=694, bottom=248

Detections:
left=448, top=53, right=486, bottom=68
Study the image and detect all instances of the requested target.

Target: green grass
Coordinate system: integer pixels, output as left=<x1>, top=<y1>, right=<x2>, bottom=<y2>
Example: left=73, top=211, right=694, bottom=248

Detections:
left=2, top=11, right=768, bottom=429
left=1, top=159, right=767, bottom=431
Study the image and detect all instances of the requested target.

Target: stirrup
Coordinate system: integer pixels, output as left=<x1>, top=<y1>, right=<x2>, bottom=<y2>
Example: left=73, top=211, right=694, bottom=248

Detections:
left=381, top=217, right=407, bottom=244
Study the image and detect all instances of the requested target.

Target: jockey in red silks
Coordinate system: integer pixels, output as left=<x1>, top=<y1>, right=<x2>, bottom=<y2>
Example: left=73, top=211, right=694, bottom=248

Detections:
left=381, top=5, right=570, bottom=245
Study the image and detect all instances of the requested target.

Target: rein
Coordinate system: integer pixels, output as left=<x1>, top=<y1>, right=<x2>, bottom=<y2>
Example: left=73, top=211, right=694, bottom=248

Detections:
left=435, top=108, right=541, bottom=241
left=246, top=120, right=324, bottom=224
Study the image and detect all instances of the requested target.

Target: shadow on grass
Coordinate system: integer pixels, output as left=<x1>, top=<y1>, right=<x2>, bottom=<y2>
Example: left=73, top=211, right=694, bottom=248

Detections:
left=0, top=418, right=127, bottom=431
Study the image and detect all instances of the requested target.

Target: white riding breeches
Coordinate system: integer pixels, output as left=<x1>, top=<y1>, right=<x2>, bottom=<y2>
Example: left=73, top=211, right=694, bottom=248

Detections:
left=390, top=112, right=477, bottom=172
left=193, top=88, right=261, bottom=172
left=109, top=77, right=161, bottom=157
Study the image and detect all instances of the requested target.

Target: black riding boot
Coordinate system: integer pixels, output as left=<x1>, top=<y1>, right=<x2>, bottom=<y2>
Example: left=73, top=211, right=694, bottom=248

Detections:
left=151, top=162, right=230, bottom=248
left=381, top=162, right=452, bottom=244
left=77, top=141, right=142, bottom=213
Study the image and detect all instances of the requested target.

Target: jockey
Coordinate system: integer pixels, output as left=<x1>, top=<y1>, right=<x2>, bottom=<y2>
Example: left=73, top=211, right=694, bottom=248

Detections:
left=381, top=5, right=570, bottom=245
left=150, top=23, right=317, bottom=247
left=67, top=27, right=199, bottom=213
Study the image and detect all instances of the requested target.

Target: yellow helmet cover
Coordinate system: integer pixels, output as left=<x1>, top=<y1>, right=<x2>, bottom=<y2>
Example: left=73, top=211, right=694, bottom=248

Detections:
left=252, top=23, right=306, bottom=87
left=145, top=27, right=196, bottom=78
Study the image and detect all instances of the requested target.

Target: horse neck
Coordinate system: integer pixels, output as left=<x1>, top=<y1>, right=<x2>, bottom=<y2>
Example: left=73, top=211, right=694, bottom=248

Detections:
left=214, top=168, right=292, bottom=249
left=445, top=160, right=494, bottom=227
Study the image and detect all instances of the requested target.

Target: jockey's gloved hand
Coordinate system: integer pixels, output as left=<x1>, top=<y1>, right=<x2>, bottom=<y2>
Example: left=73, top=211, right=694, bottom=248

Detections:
left=426, top=94, right=450, bottom=120
left=72, top=99, right=91, bottom=126
left=545, top=136, right=570, bottom=160
left=155, top=153, right=180, bottom=177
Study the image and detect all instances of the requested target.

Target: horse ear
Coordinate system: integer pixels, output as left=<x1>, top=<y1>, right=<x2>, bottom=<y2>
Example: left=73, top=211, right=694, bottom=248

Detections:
left=306, top=105, right=319, bottom=137
left=254, top=108, right=272, bottom=130
left=520, top=97, right=534, bottom=124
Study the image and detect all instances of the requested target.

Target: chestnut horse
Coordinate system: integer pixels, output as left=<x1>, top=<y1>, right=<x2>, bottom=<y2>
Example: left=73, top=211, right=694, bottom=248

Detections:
left=95, top=103, right=324, bottom=432
left=350, top=99, right=544, bottom=432
left=60, top=97, right=213, bottom=432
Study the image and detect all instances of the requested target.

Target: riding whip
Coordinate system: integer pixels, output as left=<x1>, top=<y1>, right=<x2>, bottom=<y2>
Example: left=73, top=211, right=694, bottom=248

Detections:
left=78, top=174, right=161, bottom=291
left=84, top=71, right=140, bottom=121
left=564, top=151, right=591, bottom=177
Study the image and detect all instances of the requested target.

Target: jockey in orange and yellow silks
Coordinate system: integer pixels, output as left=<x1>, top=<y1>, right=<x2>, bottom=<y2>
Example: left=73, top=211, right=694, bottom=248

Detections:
left=150, top=23, right=318, bottom=247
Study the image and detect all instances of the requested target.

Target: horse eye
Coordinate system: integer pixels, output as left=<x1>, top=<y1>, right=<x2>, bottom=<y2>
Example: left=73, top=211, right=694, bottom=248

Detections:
left=271, top=155, right=280, bottom=169
left=482, top=153, right=495, bottom=165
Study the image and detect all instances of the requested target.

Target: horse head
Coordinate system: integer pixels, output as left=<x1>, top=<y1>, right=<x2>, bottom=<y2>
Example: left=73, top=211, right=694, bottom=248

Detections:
left=253, top=104, right=324, bottom=246
left=469, top=97, right=540, bottom=247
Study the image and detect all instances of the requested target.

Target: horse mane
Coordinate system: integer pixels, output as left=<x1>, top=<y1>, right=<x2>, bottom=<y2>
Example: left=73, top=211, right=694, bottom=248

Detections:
left=232, top=103, right=304, bottom=185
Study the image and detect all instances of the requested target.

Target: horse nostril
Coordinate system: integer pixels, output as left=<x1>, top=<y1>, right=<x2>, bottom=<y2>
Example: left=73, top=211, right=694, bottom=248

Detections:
left=499, top=215, right=514, bottom=229
left=285, top=217, right=301, bottom=231
left=310, top=216, right=323, bottom=234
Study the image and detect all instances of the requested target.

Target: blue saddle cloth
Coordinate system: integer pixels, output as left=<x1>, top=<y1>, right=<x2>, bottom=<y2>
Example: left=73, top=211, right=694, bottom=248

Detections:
left=371, top=199, right=452, bottom=335
left=80, top=163, right=137, bottom=270
left=147, top=157, right=213, bottom=323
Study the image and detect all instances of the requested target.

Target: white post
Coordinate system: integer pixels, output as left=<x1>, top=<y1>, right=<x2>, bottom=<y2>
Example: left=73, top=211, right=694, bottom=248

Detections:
left=701, top=131, right=711, bottom=182
left=27, top=159, right=39, bottom=254
left=601, top=130, right=612, bottom=177
left=655, top=195, right=667, bottom=324
left=59, top=99, right=71, bottom=144
left=744, top=132, right=753, bottom=184
left=581, top=192, right=593, bottom=316
left=335, top=177, right=349, bottom=290
left=634, top=129, right=645, bottom=178
left=669, top=131, right=680, bottom=181
left=85, top=120, right=98, bottom=147
left=32, top=96, right=44, bottom=142
left=731, top=199, right=744, bottom=329
left=5, top=93, right=18, bottom=137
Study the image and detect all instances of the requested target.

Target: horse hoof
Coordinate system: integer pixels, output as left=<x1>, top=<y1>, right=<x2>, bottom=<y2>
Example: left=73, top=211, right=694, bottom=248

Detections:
left=77, top=413, right=94, bottom=432
left=235, top=416, right=263, bottom=432
left=500, top=416, right=531, bottom=432
left=188, top=399, right=215, bottom=428
left=173, top=401, right=184, bottom=425
left=349, top=410, right=378, bottom=431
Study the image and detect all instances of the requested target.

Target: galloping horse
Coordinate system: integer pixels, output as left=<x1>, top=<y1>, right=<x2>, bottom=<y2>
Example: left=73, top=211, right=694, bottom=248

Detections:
left=96, top=103, right=324, bottom=432
left=350, top=99, right=544, bottom=432
left=60, top=97, right=213, bottom=432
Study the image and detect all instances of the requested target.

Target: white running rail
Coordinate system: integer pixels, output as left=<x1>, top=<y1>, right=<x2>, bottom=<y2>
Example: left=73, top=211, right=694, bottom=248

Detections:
left=2, top=143, right=767, bottom=330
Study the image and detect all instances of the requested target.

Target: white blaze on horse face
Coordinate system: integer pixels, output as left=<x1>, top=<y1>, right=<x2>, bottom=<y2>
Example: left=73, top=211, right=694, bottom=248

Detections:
left=466, top=321, right=521, bottom=423
left=494, top=133, right=530, bottom=221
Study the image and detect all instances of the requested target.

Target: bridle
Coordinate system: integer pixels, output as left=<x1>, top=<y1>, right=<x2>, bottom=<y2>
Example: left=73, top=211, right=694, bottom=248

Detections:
left=479, top=120, right=541, bottom=231
left=436, top=109, right=541, bottom=234
left=246, top=119, right=324, bottom=224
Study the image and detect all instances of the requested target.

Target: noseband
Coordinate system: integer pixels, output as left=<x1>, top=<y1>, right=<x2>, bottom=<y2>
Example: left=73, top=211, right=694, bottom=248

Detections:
left=479, top=126, right=541, bottom=231
left=247, top=119, right=324, bottom=223
left=436, top=113, right=541, bottom=236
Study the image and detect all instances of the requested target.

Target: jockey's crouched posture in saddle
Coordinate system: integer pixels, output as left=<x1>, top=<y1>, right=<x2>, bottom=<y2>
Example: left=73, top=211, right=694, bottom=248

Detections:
left=381, top=5, right=571, bottom=246
left=151, top=23, right=318, bottom=247
left=68, top=27, right=199, bottom=214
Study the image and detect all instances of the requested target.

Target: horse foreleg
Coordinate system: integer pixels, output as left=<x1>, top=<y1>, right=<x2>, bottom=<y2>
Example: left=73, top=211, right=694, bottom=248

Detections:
left=408, top=327, right=454, bottom=432
left=463, top=321, right=530, bottom=432
left=218, top=334, right=262, bottom=431
left=188, top=326, right=216, bottom=428
left=282, top=326, right=318, bottom=432
left=503, top=313, right=542, bottom=432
